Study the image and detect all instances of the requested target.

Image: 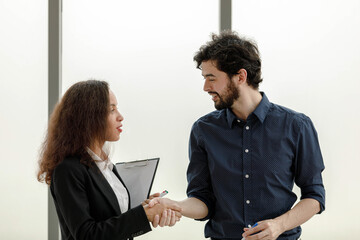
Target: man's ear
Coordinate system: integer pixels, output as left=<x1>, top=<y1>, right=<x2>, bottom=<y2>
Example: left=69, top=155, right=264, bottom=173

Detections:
left=238, top=69, right=247, bottom=85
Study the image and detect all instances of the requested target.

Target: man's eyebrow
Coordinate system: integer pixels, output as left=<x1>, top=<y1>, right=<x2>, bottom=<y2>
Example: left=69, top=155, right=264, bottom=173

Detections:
left=110, top=104, right=117, bottom=107
left=202, top=73, right=215, bottom=77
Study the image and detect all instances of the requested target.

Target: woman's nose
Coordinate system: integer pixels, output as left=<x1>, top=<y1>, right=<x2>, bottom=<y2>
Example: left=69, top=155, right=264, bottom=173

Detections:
left=117, top=112, right=124, bottom=121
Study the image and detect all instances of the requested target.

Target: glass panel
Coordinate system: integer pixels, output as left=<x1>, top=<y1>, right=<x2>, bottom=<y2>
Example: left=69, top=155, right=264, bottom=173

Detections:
left=233, top=1, right=360, bottom=238
left=0, top=1, right=48, bottom=239
left=63, top=0, right=218, bottom=238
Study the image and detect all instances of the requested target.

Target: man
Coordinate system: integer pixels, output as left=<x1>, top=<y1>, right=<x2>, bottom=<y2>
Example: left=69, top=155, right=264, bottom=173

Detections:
left=151, top=31, right=325, bottom=240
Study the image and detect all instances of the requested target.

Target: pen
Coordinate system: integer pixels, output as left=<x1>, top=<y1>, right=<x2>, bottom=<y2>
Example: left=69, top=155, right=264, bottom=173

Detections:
left=241, top=222, right=258, bottom=240
left=159, top=190, right=168, bottom=197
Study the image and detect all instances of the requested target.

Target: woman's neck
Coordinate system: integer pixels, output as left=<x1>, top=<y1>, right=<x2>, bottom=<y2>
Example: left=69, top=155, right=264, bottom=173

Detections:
left=89, top=141, right=106, bottom=160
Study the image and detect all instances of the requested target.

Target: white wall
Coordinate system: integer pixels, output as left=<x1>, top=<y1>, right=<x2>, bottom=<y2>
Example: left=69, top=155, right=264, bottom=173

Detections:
left=0, top=0, right=48, bottom=239
left=1, top=0, right=359, bottom=239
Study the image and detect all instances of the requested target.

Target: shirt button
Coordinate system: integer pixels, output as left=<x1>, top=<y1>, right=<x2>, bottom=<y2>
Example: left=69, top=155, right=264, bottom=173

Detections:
left=245, top=174, right=249, bottom=178
left=246, top=200, right=250, bottom=204
left=237, top=119, right=241, bottom=122
left=245, top=126, right=249, bottom=130
left=245, top=149, right=249, bottom=153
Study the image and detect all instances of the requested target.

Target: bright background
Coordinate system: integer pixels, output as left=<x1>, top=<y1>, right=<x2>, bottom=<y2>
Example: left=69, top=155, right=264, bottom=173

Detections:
left=1, top=0, right=359, bottom=239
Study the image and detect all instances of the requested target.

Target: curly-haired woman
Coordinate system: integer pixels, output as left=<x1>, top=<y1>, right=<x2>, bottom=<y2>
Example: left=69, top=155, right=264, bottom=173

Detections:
left=37, top=80, right=180, bottom=240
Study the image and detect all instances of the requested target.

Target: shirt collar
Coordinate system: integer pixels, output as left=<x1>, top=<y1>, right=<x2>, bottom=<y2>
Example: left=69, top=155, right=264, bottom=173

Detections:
left=86, top=147, right=113, bottom=171
left=226, top=92, right=271, bottom=128
left=226, top=108, right=239, bottom=128
left=251, top=92, right=271, bottom=123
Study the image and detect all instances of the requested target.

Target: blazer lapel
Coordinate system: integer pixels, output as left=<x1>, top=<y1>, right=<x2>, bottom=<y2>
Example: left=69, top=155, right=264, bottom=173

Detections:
left=88, top=164, right=121, bottom=214
left=112, top=164, right=132, bottom=209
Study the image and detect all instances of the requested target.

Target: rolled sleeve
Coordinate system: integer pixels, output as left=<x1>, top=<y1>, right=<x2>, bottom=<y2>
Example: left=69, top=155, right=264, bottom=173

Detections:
left=186, top=123, right=216, bottom=220
left=294, top=116, right=326, bottom=213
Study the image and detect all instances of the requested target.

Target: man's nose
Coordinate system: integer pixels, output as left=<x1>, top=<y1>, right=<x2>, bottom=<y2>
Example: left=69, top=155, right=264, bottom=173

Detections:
left=203, top=80, right=211, bottom=92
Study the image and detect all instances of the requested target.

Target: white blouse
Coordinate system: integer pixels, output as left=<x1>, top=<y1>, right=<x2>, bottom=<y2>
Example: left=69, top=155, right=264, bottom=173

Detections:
left=87, top=148, right=129, bottom=213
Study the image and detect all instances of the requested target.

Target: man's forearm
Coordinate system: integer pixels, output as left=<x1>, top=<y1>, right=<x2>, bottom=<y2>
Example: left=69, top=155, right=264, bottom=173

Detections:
left=275, top=198, right=321, bottom=233
left=179, top=197, right=208, bottom=219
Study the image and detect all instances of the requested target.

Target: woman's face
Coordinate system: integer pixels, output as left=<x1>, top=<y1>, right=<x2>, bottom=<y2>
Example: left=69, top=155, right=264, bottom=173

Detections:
left=105, top=90, right=124, bottom=142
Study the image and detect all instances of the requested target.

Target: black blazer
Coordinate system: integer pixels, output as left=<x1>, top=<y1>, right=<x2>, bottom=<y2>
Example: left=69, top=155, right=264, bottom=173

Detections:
left=50, top=156, right=151, bottom=240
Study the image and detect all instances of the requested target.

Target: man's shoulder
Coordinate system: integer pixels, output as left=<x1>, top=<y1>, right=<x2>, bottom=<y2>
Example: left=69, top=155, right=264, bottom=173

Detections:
left=195, top=109, right=226, bottom=123
left=269, top=102, right=310, bottom=124
left=190, top=110, right=227, bottom=134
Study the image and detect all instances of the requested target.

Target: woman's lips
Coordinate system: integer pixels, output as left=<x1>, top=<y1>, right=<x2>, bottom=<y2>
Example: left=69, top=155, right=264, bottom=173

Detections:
left=117, top=126, right=122, bottom=133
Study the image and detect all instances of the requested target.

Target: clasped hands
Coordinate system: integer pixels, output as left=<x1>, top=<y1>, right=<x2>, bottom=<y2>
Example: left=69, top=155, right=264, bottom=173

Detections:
left=143, top=193, right=182, bottom=228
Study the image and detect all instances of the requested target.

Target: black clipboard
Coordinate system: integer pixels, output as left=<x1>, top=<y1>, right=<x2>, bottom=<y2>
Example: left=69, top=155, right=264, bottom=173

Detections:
left=115, top=158, right=159, bottom=208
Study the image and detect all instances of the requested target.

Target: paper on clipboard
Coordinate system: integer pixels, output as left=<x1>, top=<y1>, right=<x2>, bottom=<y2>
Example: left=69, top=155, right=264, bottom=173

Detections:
left=115, top=158, right=159, bottom=208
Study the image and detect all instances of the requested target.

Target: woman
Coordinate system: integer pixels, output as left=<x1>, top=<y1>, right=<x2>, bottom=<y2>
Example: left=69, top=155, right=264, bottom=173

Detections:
left=37, top=80, right=180, bottom=240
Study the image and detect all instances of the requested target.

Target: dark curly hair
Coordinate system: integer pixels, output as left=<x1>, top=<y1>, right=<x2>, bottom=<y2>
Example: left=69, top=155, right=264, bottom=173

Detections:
left=37, top=80, right=110, bottom=185
left=194, top=30, right=263, bottom=89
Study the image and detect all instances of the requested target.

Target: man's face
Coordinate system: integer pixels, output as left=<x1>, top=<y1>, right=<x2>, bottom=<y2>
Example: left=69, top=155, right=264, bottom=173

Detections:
left=201, top=60, right=239, bottom=110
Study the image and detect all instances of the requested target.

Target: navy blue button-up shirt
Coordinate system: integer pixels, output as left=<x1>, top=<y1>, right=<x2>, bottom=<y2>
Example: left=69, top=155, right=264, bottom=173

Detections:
left=186, top=93, right=325, bottom=240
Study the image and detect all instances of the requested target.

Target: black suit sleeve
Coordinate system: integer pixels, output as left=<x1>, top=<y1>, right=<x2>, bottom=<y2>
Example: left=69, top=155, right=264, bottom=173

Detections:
left=51, top=159, right=151, bottom=240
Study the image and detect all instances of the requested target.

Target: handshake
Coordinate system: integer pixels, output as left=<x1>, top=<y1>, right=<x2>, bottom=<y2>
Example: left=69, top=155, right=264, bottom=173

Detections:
left=142, top=192, right=183, bottom=228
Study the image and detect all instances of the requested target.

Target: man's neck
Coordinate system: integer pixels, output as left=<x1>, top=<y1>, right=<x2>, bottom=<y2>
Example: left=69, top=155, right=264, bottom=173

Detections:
left=231, top=89, right=262, bottom=120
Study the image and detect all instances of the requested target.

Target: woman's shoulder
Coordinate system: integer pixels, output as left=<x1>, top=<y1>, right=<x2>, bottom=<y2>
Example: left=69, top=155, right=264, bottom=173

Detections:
left=57, top=156, right=82, bottom=168
left=53, top=156, right=88, bottom=180
left=50, top=156, right=93, bottom=197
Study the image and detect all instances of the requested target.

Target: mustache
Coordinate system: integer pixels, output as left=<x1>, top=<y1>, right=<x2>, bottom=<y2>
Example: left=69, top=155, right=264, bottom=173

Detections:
left=208, top=91, right=220, bottom=96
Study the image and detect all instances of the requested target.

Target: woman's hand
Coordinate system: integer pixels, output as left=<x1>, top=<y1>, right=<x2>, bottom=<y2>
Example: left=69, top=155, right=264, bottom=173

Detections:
left=142, top=192, right=160, bottom=206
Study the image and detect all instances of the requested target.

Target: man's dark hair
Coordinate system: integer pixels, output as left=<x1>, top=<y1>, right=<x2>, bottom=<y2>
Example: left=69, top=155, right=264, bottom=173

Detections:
left=194, top=30, right=263, bottom=89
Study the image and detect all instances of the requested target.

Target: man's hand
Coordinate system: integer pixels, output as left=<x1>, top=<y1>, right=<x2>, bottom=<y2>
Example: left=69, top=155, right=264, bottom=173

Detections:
left=148, top=197, right=181, bottom=209
left=242, top=219, right=283, bottom=240
left=144, top=197, right=182, bottom=228
left=152, top=208, right=178, bottom=227
left=242, top=198, right=321, bottom=239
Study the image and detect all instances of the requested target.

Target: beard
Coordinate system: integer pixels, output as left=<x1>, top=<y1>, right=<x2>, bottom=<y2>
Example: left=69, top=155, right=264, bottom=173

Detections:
left=213, top=80, right=239, bottom=110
